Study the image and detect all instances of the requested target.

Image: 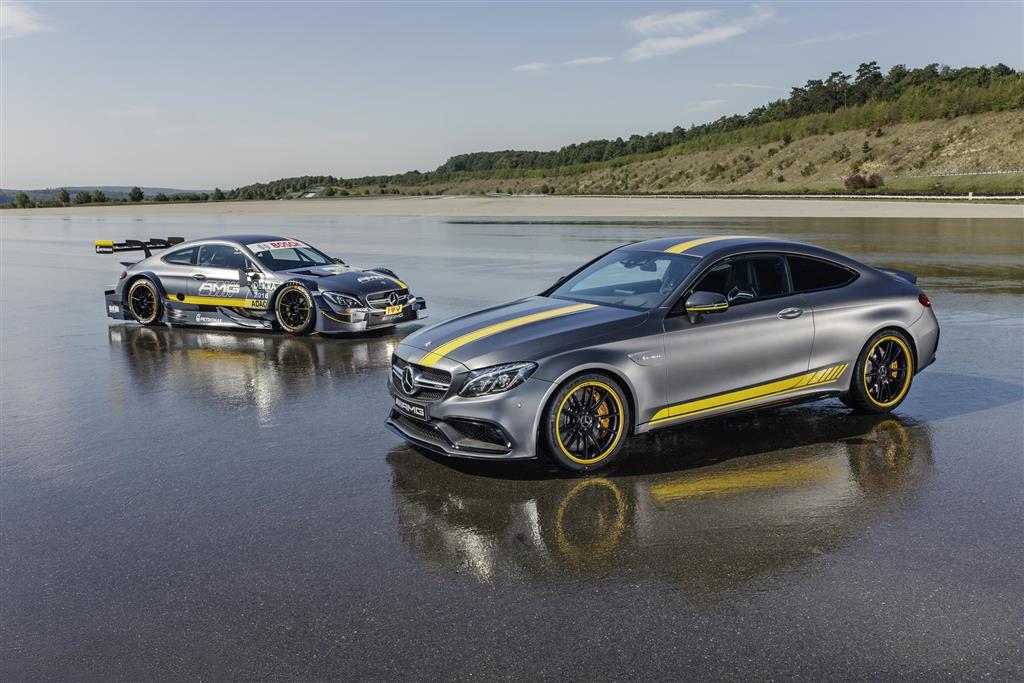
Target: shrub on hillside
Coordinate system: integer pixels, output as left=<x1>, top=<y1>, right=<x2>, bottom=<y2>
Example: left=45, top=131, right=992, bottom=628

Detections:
left=845, top=173, right=885, bottom=190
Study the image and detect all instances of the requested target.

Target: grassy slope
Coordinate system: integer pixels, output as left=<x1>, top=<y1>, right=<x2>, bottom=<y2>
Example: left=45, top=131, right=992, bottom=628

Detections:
left=350, top=110, right=1024, bottom=196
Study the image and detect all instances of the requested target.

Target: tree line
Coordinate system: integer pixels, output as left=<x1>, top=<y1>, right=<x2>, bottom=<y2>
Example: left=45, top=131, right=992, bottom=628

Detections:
left=9, top=186, right=228, bottom=208
left=226, top=61, right=1021, bottom=199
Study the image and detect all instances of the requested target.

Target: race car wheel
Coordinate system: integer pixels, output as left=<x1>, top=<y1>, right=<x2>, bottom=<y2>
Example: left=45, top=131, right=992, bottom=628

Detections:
left=842, top=330, right=914, bottom=413
left=543, top=374, right=631, bottom=472
left=127, top=278, right=162, bottom=326
left=275, top=284, right=315, bottom=335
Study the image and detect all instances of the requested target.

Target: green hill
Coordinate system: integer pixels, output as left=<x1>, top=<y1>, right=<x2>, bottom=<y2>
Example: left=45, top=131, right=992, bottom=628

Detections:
left=230, top=62, right=1023, bottom=200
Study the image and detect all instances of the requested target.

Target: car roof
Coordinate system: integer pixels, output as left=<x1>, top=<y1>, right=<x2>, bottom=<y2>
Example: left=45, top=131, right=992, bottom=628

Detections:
left=195, top=234, right=289, bottom=245
left=626, top=235, right=850, bottom=262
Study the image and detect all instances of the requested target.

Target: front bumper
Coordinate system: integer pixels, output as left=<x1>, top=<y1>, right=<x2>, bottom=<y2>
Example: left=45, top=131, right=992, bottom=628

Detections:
left=317, top=296, right=427, bottom=334
left=385, top=363, right=552, bottom=461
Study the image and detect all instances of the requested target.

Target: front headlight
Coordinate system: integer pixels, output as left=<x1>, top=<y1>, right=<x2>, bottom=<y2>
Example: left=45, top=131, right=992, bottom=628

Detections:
left=322, top=291, right=363, bottom=309
left=459, top=362, right=537, bottom=397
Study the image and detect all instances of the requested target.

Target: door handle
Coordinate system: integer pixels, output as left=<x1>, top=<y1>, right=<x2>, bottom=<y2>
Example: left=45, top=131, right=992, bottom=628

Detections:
left=190, top=273, right=206, bottom=280
left=778, top=307, right=803, bottom=319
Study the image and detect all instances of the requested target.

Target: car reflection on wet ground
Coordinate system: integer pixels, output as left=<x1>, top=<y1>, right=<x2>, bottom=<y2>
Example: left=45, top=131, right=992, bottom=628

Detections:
left=2, top=215, right=1022, bottom=679
left=389, top=412, right=934, bottom=589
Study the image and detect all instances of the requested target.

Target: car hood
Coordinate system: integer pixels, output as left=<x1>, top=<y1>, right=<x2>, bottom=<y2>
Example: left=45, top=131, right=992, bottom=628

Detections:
left=400, top=296, right=646, bottom=369
left=277, top=264, right=406, bottom=296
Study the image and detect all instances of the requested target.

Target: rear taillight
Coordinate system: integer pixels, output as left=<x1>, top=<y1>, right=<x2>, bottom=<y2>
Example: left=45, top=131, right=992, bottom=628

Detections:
left=918, top=292, right=931, bottom=307
left=119, top=271, right=127, bottom=280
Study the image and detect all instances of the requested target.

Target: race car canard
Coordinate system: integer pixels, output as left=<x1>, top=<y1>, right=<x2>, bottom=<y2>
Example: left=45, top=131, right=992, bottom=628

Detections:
left=97, top=233, right=427, bottom=335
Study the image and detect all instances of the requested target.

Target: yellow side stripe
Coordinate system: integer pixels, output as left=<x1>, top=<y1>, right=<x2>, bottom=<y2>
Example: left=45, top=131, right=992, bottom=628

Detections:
left=418, top=303, right=597, bottom=367
left=166, top=295, right=265, bottom=309
left=650, top=363, right=848, bottom=425
left=664, top=235, right=761, bottom=254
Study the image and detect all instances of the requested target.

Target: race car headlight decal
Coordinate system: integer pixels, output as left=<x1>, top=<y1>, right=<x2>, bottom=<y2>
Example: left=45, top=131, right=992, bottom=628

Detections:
left=459, top=362, right=537, bottom=397
left=322, top=291, right=363, bottom=309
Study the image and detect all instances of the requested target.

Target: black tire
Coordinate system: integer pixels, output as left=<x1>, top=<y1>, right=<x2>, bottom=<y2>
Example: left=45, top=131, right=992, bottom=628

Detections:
left=843, top=330, right=915, bottom=413
left=542, top=373, right=631, bottom=472
left=274, top=284, right=315, bottom=335
left=126, top=278, right=163, bottom=326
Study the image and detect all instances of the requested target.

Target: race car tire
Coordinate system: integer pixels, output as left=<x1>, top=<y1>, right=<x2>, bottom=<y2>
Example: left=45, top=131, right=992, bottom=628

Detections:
left=126, top=277, right=163, bottom=326
left=274, top=283, right=315, bottom=335
left=543, top=373, right=631, bottom=472
left=842, top=329, right=914, bottom=413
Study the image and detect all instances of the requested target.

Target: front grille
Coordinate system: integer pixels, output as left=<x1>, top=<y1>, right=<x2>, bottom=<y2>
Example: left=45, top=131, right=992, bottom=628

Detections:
left=367, top=290, right=411, bottom=311
left=390, top=411, right=447, bottom=443
left=391, top=355, right=451, bottom=402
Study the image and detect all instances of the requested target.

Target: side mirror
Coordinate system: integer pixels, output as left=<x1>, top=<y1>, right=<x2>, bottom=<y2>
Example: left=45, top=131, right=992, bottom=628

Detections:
left=684, top=291, right=729, bottom=322
left=242, top=267, right=260, bottom=282
left=332, top=257, right=346, bottom=265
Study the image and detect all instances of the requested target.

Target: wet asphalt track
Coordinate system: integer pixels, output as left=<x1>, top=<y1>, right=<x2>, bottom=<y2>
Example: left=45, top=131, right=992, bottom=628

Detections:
left=2, top=214, right=1023, bottom=680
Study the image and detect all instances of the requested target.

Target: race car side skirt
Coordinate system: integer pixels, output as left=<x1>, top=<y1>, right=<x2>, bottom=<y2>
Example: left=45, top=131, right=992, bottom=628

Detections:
left=165, top=304, right=273, bottom=329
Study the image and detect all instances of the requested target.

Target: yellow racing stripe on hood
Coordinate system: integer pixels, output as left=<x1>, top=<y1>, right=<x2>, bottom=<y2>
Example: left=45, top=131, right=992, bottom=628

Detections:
left=664, top=235, right=760, bottom=254
left=417, top=303, right=597, bottom=367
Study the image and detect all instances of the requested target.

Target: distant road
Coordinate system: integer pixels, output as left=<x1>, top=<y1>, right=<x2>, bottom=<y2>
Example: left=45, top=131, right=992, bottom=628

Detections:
left=6, top=195, right=1023, bottom=219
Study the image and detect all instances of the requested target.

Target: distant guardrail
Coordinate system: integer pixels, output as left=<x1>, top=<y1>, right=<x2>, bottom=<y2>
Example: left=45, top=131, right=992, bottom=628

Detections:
left=497, top=193, right=1024, bottom=201
left=890, top=169, right=1024, bottom=179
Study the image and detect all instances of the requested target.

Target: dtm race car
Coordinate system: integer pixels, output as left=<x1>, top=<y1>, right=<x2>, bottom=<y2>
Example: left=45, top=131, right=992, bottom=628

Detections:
left=98, top=234, right=427, bottom=334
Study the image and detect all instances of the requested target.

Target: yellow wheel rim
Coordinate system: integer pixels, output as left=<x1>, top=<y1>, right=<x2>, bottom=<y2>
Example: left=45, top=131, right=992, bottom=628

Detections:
left=863, top=335, right=913, bottom=408
left=554, top=380, right=625, bottom=465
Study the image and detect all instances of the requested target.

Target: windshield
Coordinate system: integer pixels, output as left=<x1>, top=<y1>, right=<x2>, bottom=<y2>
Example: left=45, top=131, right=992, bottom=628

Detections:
left=549, top=250, right=699, bottom=310
left=246, top=239, right=333, bottom=270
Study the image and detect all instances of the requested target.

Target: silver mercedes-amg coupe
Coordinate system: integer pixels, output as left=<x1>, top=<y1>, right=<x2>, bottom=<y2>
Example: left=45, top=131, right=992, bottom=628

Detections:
left=386, top=235, right=939, bottom=471
left=99, top=234, right=426, bottom=335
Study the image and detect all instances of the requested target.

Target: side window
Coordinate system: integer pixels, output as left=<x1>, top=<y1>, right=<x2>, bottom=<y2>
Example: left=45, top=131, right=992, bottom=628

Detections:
left=788, top=255, right=856, bottom=292
left=198, top=244, right=250, bottom=270
left=749, top=256, right=789, bottom=299
left=691, top=255, right=791, bottom=305
left=163, top=246, right=197, bottom=265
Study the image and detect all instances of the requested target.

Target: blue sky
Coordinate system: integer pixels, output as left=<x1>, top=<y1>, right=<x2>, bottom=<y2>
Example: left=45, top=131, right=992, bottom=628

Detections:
left=2, top=1, right=1022, bottom=189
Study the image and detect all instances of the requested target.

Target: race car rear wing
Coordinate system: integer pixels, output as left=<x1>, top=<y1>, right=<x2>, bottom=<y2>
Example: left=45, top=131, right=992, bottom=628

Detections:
left=95, top=237, right=185, bottom=258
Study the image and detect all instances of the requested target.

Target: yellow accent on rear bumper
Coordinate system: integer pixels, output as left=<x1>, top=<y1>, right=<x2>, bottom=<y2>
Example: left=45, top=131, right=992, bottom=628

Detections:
left=418, top=303, right=597, bottom=367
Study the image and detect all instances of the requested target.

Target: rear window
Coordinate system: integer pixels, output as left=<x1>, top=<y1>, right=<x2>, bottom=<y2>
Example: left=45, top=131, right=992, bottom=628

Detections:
left=788, top=255, right=856, bottom=292
left=163, top=246, right=197, bottom=265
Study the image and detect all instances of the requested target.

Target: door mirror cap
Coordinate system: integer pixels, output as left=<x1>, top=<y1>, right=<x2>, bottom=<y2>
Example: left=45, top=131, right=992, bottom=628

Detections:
left=685, top=291, right=729, bottom=319
left=241, top=267, right=260, bottom=282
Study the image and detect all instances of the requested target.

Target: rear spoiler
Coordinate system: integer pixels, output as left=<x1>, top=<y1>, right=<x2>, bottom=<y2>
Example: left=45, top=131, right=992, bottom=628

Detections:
left=878, top=268, right=918, bottom=284
left=95, top=237, right=184, bottom=258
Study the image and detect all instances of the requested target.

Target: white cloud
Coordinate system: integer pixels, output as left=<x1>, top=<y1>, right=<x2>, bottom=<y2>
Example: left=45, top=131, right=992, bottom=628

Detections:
left=512, top=62, right=549, bottom=73
left=625, top=5, right=776, bottom=61
left=683, top=99, right=728, bottom=113
left=625, top=10, right=719, bottom=35
left=563, top=56, right=614, bottom=66
left=108, top=106, right=158, bottom=119
left=787, top=30, right=882, bottom=47
left=717, top=82, right=781, bottom=90
left=627, top=25, right=745, bottom=61
left=1, top=1, right=55, bottom=40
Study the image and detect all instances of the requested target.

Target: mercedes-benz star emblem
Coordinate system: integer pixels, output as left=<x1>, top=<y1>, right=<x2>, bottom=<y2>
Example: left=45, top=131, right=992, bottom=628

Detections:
left=401, top=366, right=418, bottom=395
left=387, top=291, right=400, bottom=307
